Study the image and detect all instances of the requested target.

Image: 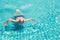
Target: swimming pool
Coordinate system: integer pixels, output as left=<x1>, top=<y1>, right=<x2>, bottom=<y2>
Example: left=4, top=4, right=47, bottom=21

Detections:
left=0, top=0, right=60, bottom=40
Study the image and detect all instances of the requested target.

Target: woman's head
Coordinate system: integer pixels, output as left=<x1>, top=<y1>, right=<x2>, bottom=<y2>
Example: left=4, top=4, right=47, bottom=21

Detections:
left=16, top=9, right=20, bottom=13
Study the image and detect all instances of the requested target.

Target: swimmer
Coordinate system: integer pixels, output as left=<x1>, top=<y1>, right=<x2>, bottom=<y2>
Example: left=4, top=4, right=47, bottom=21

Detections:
left=4, top=9, right=36, bottom=25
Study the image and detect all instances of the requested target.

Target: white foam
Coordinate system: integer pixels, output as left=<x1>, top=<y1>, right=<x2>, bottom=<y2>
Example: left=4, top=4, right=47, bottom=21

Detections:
left=58, top=35, right=60, bottom=38
left=50, top=37, right=53, bottom=39
left=30, top=35, right=33, bottom=38
left=54, top=36, right=57, bottom=38
left=6, top=32, right=10, bottom=34
left=54, top=28, right=56, bottom=30
left=44, top=39, right=46, bottom=40
left=55, top=15, right=60, bottom=24
left=4, top=4, right=17, bottom=10
left=4, top=31, right=10, bottom=35
left=21, top=4, right=32, bottom=9
left=24, top=38, right=27, bottom=40
left=2, top=37, right=4, bottom=40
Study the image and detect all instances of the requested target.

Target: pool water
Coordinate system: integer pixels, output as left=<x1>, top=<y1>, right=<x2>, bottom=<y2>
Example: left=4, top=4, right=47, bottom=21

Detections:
left=0, top=0, right=60, bottom=40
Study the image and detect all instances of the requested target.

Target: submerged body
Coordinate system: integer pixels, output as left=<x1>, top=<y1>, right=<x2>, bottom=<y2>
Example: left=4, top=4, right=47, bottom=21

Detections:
left=4, top=9, right=36, bottom=26
left=15, top=17, right=25, bottom=24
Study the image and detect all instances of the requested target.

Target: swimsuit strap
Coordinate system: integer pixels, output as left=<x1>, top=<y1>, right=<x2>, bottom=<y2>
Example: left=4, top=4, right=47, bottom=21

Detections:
left=14, top=15, right=24, bottom=18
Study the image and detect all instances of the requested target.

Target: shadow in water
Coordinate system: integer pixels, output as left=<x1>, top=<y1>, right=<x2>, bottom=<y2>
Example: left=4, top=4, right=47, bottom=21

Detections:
left=13, top=23, right=24, bottom=31
left=5, top=23, right=24, bottom=31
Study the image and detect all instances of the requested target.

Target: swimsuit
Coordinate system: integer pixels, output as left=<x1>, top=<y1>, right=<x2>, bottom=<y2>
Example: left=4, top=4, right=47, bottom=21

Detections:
left=14, top=15, right=24, bottom=18
left=14, top=15, right=25, bottom=23
left=13, top=15, right=24, bottom=19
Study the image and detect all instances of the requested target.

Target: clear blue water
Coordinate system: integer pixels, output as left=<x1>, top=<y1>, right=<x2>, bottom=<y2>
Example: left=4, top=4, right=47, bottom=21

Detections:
left=0, top=0, right=60, bottom=40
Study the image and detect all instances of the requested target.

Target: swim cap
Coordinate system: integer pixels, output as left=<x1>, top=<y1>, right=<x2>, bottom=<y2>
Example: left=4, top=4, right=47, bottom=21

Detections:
left=16, top=9, right=20, bottom=12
